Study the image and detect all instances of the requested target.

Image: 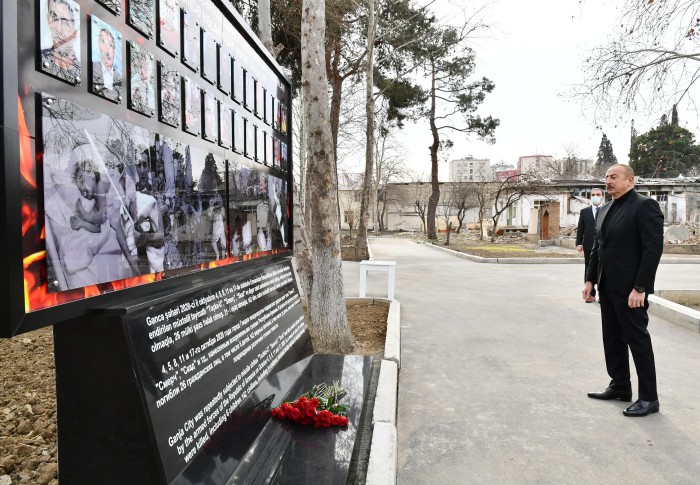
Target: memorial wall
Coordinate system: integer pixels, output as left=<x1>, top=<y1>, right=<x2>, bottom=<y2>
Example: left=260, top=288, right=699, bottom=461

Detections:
left=1, top=0, right=293, bottom=336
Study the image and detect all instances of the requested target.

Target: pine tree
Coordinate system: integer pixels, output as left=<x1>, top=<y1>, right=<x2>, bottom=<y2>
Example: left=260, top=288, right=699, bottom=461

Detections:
left=594, top=133, right=617, bottom=176
left=629, top=121, right=700, bottom=177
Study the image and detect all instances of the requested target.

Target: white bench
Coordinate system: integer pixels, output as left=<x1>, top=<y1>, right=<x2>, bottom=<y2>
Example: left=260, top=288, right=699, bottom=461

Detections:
left=359, top=260, right=396, bottom=300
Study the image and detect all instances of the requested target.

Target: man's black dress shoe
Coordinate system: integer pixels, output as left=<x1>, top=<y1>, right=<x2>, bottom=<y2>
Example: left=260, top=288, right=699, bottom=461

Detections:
left=623, top=399, right=660, bottom=417
left=587, top=387, right=632, bottom=402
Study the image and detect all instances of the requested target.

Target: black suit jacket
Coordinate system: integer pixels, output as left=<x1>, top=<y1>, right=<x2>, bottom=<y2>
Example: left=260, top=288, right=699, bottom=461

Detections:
left=586, top=189, right=664, bottom=296
left=576, top=205, right=597, bottom=251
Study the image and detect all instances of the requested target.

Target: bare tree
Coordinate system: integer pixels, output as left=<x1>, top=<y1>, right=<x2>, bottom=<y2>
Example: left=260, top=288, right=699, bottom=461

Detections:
left=581, top=0, right=700, bottom=116
left=301, top=0, right=355, bottom=353
left=438, top=185, right=457, bottom=244
left=489, top=173, right=538, bottom=242
left=450, top=181, right=478, bottom=234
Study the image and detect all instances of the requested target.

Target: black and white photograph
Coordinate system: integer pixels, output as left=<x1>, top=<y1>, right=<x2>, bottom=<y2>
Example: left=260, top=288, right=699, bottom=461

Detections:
left=159, top=62, right=180, bottom=127
left=245, top=120, right=255, bottom=159
left=90, top=16, right=123, bottom=102
left=183, top=76, right=201, bottom=135
left=219, top=103, right=232, bottom=149
left=218, top=45, right=232, bottom=95
left=202, top=90, right=218, bottom=143
left=182, top=9, right=199, bottom=72
left=157, top=0, right=179, bottom=56
left=233, top=59, right=244, bottom=103
left=41, top=95, right=166, bottom=292
left=227, top=162, right=289, bottom=258
left=128, top=0, right=154, bottom=37
left=233, top=110, right=244, bottom=154
left=39, top=0, right=81, bottom=84
left=128, top=42, right=155, bottom=116
left=96, top=0, right=120, bottom=15
left=201, top=29, right=217, bottom=84
left=156, top=139, right=227, bottom=265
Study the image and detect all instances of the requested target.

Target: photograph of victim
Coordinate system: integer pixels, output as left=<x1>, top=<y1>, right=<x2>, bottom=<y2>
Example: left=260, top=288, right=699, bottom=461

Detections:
left=41, top=95, right=227, bottom=293
left=227, top=160, right=289, bottom=258
left=39, top=0, right=81, bottom=84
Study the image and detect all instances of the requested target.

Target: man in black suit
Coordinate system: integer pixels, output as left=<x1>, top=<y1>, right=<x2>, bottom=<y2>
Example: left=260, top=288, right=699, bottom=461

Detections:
left=583, top=164, right=664, bottom=417
left=92, top=28, right=122, bottom=101
left=576, top=188, right=604, bottom=302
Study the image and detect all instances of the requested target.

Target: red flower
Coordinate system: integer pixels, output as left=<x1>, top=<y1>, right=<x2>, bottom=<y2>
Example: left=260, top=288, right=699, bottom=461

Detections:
left=309, top=398, right=320, bottom=408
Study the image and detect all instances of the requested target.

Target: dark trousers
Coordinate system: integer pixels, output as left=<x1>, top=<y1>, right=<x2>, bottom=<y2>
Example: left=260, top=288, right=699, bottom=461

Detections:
left=583, top=249, right=597, bottom=296
left=598, top=290, right=658, bottom=401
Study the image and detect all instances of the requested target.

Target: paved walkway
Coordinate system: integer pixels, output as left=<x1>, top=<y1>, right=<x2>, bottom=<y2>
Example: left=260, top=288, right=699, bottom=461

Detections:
left=343, top=237, right=700, bottom=484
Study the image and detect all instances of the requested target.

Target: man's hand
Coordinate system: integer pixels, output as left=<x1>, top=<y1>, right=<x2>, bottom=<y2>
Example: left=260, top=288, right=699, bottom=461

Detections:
left=576, top=245, right=583, bottom=253
left=629, top=288, right=645, bottom=308
left=582, top=281, right=593, bottom=300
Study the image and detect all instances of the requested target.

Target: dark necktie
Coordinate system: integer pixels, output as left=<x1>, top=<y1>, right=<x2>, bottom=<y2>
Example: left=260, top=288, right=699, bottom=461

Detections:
left=592, top=207, right=598, bottom=221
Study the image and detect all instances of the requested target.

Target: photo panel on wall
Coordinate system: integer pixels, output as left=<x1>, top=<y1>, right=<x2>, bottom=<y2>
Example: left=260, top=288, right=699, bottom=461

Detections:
left=90, top=15, right=123, bottom=103
left=96, top=0, right=120, bottom=15
left=218, top=46, right=232, bottom=95
left=219, top=103, right=232, bottom=149
left=183, top=76, right=201, bottom=136
left=159, top=62, right=181, bottom=127
left=202, top=90, right=218, bottom=143
left=245, top=119, right=255, bottom=159
left=39, top=0, right=82, bottom=85
left=128, top=42, right=156, bottom=116
left=233, top=110, right=244, bottom=154
left=182, top=9, right=200, bottom=72
left=201, top=29, right=217, bottom=84
left=128, top=0, right=154, bottom=38
left=157, top=0, right=179, bottom=56
left=233, top=59, right=244, bottom=104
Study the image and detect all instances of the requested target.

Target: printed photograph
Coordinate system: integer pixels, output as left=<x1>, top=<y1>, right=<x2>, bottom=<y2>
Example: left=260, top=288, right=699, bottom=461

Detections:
left=218, top=46, right=232, bottom=95
left=219, top=104, right=232, bottom=149
left=128, top=0, right=154, bottom=37
left=201, top=29, right=217, bottom=84
left=157, top=0, right=179, bottom=56
left=203, top=91, right=218, bottom=143
left=182, top=9, right=200, bottom=72
left=159, top=62, right=181, bottom=127
left=39, top=0, right=81, bottom=84
left=128, top=42, right=155, bottom=116
left=274, top=98, right=281, bottom=132
left=233, top=59, right=244, bottom=104
left=227, top=162, right=289, bottom=258
left=157, top=139, right=228, bottom=265
left=273, top=138, right=280, bottom=168
left=280, top=105, right=288, bottom=135
left=90, top=16, right=123, bottom=102
left=281, top=141, right=288, bottom=171
left=265, top=92, right=274, bottom=126
left=183, top=76, right=201, bottom=135
left=233, top=111, right=244, bottom=154
left=41, top=95, right=164, bottom=292
left=265, top=132, right=272, bottom=164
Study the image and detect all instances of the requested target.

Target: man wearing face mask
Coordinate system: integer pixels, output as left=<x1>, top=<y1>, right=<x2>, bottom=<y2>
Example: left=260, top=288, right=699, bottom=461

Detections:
left=576, top=188, right=604, bottom=302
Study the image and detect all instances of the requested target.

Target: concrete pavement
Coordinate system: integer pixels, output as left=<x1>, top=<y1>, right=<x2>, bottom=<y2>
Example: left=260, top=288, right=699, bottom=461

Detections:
left=343, top=236, right=700, bottom=484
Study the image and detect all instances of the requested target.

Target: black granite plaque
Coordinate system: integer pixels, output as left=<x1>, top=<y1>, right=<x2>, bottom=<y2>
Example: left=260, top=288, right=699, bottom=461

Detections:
left=124, top=260, right=307, bottom=484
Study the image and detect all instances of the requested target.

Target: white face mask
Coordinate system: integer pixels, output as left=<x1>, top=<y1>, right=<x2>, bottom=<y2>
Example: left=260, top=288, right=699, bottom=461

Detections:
left=591, top=195, right=602, bottom=206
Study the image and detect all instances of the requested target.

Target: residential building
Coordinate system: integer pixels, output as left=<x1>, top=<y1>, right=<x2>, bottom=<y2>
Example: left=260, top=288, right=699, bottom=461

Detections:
left=517, top=154, right=556, bottom=178
left=449, top=156, right=491, bottom=182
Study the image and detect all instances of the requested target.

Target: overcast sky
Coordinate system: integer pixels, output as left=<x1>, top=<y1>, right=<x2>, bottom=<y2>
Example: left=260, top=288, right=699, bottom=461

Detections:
left=384, top=0, right=698, bottom=180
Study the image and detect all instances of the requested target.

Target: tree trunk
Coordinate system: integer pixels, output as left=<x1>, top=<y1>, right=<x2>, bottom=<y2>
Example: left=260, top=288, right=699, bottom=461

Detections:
left=427, top=59, right=439, bottom=240
left=258, top=0, right=274, bottom=54
left=301, top=0, right=355, bottom=353
left=355, top=0, right=376, bottom=261
left=292, top=198, right=313, bottom=297
left=445, top=221, right=452, bottom=245
left=491, top=215, right=500, bottom=243
left=329, top=40, right=343, bottom=232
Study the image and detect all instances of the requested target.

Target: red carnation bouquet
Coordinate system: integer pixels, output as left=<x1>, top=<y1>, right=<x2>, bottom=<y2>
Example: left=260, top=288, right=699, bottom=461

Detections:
left=271, top=382, right=349, bottom=427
